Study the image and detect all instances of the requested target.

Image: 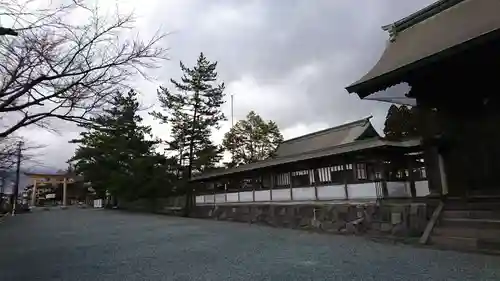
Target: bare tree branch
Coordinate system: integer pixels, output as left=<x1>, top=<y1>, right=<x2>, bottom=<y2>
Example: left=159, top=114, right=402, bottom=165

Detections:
left=0, top=0, right=168, bottom=137
left=0, top=135, right=45, bottom=171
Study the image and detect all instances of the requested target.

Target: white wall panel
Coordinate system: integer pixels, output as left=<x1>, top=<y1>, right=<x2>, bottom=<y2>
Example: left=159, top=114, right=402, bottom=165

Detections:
left=215, top=194, right=226, bottom=203
left=317, top=185, right=346, bottom=200
left=226, top=192, right=239, bottom=202
left=195, top=196, right=205, bottom=204
left=239, top=191, right=254, bottom=202
left=292, top=187, right=316, bottom=201
left=387, top=182, right=412, bottom=198
left=348, top=183, right=377, bottom=199
left=272, top=189, right=291, bottom=201
left=415, top=180, right=430, bottom=197
left=205, top=194, right=215, bottom=203
left=255, top=190, right=271, bottom=201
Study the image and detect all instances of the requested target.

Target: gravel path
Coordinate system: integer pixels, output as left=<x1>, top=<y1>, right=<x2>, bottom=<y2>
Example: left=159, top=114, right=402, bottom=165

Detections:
left=1, top=208, right=500, bottom=281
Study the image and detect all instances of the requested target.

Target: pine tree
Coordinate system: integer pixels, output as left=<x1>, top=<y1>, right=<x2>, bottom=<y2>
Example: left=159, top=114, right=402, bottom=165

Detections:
left=152, top=53, right=226, bottom=180
left=223, top=111, right=283, bottom=166
left=383, top=105, right=420, bottom=140
left=70, top=90, right=171, bottom=201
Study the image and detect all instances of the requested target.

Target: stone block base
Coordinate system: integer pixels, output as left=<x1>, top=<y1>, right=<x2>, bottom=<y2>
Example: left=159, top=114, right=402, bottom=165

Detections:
left=191, top=202, right=432, bottom=237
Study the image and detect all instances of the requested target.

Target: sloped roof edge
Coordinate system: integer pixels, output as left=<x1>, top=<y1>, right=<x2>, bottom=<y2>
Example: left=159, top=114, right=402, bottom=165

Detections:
left=382, top=0, right=465, bottom=38
left=280, top=116, right=373, bottom=145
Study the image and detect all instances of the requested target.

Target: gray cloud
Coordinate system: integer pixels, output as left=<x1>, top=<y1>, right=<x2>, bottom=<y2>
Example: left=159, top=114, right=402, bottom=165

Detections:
left=19, top=0, right=436, bottom=170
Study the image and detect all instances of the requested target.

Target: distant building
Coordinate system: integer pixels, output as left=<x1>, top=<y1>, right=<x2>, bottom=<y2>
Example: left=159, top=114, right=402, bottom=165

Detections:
left=192, top=117, right=428, bottom=204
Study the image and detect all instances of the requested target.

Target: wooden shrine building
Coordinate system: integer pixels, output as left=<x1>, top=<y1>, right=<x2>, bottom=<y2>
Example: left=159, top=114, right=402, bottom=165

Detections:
left=192, top=117, right=429, bottom=205
left=346, top=0, right=500, bottom=198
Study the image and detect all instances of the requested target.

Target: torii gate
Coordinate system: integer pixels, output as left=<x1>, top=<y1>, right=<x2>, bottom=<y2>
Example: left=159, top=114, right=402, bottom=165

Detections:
left=24, top=172, right=72, bottom=207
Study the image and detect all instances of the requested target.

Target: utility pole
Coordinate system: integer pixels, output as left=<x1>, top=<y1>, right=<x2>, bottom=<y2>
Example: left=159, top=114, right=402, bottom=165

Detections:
left=11, top=141, right=22, bottom=216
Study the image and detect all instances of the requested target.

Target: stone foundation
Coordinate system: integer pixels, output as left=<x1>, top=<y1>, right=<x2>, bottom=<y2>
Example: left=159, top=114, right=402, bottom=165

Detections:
left=191, top=202, right=433, bottom=237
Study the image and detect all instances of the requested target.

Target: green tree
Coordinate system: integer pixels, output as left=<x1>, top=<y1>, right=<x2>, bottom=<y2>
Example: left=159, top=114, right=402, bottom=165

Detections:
left=223, top=111, right=283, bottom=166
left=152, top=53, right=225, bottom=214
left=70, top=90, right=172, bottom=201
left=383, top=105, right=419, bottom=140
left=152, top=52, right=226, bottom=180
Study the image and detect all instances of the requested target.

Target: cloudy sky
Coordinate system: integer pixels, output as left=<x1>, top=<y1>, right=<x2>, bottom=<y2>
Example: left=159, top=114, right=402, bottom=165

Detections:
left=19, top=0, right=436, bottom=172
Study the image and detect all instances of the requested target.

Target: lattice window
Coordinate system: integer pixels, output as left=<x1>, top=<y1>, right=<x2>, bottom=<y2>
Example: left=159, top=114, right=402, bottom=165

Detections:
left=317, top=165, right=346, bottom=184
left=317, top=167, right=333, bottom=182
left=291, top=170, right=313, bottom=187
left=356, top=163, right=367, bottom=180
left=275, top=173, right=290, bottom=186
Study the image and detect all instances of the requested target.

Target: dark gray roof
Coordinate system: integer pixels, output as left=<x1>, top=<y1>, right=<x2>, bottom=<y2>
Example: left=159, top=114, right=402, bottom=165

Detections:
left=346, top=0, right=500, bottom=97
left=274, top=116, right=377, bottom=158
left=191, top=118, right=421, bottom=181
left=382, top=0, right=465, bottom=39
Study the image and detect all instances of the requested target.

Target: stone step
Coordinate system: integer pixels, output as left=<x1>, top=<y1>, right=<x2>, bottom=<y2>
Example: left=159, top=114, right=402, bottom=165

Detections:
left=433, top=226, right=500, bottom=240
left=430, top=236, right=477, bottom=250
left=439, top=218, right=500, bottom=229
left=445, top=202, right=500, bottom=211
left=441, top=210, right=500, bottom=220
left=430, top=236, right=500, bottom=253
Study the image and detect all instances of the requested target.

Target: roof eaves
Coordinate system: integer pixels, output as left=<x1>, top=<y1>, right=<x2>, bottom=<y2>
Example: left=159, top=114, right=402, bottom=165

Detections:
left=382, top=0, right=466, bottom=41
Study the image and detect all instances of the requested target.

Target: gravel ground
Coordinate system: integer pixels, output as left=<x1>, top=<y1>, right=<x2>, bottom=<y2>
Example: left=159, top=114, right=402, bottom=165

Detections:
left=1, top=208, right=500, bottom=281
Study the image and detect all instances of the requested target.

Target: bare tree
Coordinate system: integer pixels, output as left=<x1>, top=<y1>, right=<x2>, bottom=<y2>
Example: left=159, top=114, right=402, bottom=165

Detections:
left=0, top=135, right=44, bottom=171
left=0, top=0, right=168, bottom=137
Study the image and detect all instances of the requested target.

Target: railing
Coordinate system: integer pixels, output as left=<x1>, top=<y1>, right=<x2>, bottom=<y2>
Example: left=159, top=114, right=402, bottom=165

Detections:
left=195, top=180, right=430, bottom=204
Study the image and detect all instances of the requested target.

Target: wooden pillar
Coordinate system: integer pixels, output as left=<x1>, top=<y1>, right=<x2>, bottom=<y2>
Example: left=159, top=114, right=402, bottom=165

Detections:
left=237, top=179, right=241, bottom=202
left=252, top=175, right=256, bottom=202
left=417, top=95, right=444, bottom=196
left=343, top=162, right=349, bottom=200
left=423, top=144, right=443, bottom=196
left=270, top=173, right=274, bottom=201
left=31, top=179, right=37, bottom=207
left=62, top=177, right=68, bottom=207
left=289, top=171, right=294, bottom=201
left=438, top=153, right=449, bottom=195
left=381, top=161, right=388, bottom=198
left=313, top=169, right=319, bottom=200
left=224, top=183, right=227, bottom=203
left=408, top=156, right=417, bottom=198
left=236, top=184, right=241, bottom=202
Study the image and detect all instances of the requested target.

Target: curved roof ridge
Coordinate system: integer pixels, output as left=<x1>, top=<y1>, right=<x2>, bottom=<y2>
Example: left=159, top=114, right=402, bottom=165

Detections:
left=282, top=116, right=373, bottom=144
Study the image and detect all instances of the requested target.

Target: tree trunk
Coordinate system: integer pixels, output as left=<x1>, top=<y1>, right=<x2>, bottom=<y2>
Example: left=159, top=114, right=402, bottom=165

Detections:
left=184, top=96, right=199, bottom=217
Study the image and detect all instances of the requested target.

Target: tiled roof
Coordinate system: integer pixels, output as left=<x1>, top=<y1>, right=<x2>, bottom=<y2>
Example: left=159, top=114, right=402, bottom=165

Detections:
left=275, top=116, right=377, bottom=157
left=346, top=0, right=500, bottom=97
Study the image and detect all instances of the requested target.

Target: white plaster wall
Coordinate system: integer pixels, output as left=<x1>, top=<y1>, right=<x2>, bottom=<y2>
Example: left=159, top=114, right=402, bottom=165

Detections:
left=292, top=187, right=316, bottom=201
left=255, top=190, right=271, bottom=202
left=226, top=192, right=239, bottom=203
left=317, top=184, right=346, bottom=200
left=195, top=196, right=205, bottom=204
left=348, top=183, right=377, bottom=199
left=272, top=189, right=291, bottom=201
left=415, top=180, right=430, bottom=197
left=215, top=194, right=226, bottom=203
left=93, top=199, right=103, bottom=208
left=205, top=194, right=215, bottom=203
left=239, top=191, right=254, bottom=202
left=387, top=182, right=412, bottom=198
